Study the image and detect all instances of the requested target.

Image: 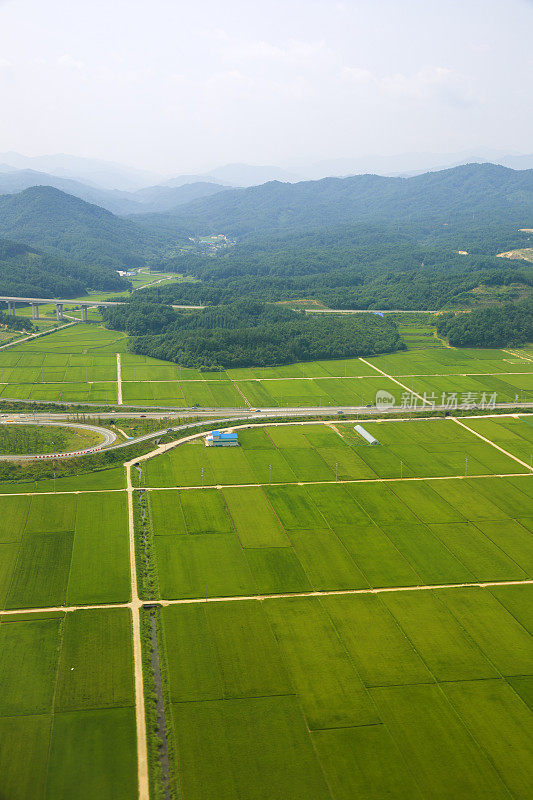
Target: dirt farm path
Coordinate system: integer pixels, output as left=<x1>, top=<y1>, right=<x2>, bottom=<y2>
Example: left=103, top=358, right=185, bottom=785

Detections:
left=117, top=353, right=123, bottom=405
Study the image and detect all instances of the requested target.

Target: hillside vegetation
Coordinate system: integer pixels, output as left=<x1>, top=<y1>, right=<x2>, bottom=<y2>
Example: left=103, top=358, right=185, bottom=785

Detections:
left=0, top=237, right=128, bottom=296
left=0, top=186, right=184, bottom=269
left=136, top=163, right=533, bottom=236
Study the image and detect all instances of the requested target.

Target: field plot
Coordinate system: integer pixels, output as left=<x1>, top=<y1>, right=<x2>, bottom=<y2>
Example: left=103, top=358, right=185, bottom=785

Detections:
left=458, top=415, right=533, bottom=463
left=0, top=321, right=529, bottom=408
left=0, top=608, right=137, bottom=800
left=143, top=421, right=533, bottom=597
left=363, top=346, right=533, bottom=404
left=159, top=586, right=533, bottom=800
left=0, top=324, right=123, bottom=402
left=0, top=492, right=129, bottom=609
left=144, top=419, right=529, bottom=489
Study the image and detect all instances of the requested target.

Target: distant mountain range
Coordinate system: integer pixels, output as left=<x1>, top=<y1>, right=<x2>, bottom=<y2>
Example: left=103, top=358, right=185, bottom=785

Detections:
left=0, top=169, right=227, bottom=215
left=163, top=163, right=298, bottom=188
left=134, top=163, right=533, bottom=237
left=3, top=149, right=533, bottom=194
left=0, top=163, right=532, bottom=280
left=0, top=151, right=162, bottom=191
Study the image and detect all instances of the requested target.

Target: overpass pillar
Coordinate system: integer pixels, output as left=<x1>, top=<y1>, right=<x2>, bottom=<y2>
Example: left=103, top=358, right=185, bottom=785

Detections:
left=56, top=303, right=64, bottom=321
left=31, top=303, right=39, bottom=320
left=7, top=301, right=15, bottom=316
left=81, top=305, right=88, bottom=322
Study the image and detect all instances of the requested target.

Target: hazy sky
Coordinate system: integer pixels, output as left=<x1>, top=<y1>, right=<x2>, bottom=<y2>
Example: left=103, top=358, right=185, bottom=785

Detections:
left=0, top=0, right=532, bottom=173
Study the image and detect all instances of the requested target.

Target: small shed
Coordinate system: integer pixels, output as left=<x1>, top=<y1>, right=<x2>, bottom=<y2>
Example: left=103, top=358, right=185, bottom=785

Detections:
left=205, top=429, right=239, bottom=447
left=353, top=424, right=380, bottom=445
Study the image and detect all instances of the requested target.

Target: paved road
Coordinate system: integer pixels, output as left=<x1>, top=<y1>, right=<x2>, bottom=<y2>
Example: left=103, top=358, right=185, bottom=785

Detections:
left=304, top=308, right=441, bottom=314
left=0, top=420, right=117, bottom=460
left=1, top=405, right=532, bottom=461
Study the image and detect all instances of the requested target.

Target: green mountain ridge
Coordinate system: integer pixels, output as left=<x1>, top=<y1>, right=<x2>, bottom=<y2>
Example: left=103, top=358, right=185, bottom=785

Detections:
left=0, top=186, right=184, bottom=269
left=135, top=163, right=533, bottom=237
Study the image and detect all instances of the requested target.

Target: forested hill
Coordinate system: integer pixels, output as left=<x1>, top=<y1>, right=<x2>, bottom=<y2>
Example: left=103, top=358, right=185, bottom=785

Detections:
left=136, top=163, right=533, bottom=237
left=103, top=299, right=405, bottom=369
left=0, top=186, right=184, bottom=269
left=0, top=237, right=129, bottom=297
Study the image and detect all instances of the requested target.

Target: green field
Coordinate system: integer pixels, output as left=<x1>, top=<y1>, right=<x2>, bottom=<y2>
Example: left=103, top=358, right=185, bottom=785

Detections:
left=0, top=320, right=530, bottom=407
left=0, top=608, right=137, bottom=800
left=140, top=420, right=533, bottom=599
left=158, top=587, right=533, bottom=799
left=144, top=418, right=529, bottom=488
left=0, top=492, right=130, bottom=608
left=0, top=315, right=532, bottom=799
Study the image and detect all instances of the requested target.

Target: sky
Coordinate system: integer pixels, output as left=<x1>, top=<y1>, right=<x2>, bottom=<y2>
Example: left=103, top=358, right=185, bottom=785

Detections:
left=0, top=0, right=532, bottom=175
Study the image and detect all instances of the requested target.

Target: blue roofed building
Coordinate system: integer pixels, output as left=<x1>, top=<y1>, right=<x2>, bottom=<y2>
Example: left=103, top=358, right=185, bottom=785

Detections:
left=204, top=429, right=240, bottom=447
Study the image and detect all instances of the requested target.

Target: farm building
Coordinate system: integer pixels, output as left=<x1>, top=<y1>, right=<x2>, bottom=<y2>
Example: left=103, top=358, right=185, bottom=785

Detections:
left=204, top=429, right=239, bottom=447
left=354, top=424, right=380, bottom=445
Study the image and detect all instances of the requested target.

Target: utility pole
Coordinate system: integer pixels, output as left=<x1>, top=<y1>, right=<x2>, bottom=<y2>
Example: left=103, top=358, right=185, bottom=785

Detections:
left=269, top=464, right=272, bottom=483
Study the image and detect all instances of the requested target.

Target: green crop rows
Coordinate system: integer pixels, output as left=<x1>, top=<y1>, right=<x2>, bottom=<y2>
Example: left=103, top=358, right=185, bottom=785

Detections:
left=1, top=322, right=531, bottom=407
left=144, top=418, right=531, bottom=488
left=0, top=492, right=130, bottom=608
left=159, top=587, right=533, bottom=800
left=0, top=317, right=532, bottom=800
left=0, top=608, right=137, bottom=800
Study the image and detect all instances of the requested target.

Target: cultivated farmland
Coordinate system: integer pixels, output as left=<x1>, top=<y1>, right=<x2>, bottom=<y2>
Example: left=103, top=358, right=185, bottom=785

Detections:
left=0, top=318, right=532, bottom=799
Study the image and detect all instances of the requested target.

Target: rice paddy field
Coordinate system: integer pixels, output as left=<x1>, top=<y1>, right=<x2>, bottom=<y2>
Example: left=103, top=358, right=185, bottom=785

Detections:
left=0, top=492, right=130, bottom=609
left=133, top=415, right=533, bottom=799
left=0, top=321, right=531, bottom=407
left=0, top=608, right=137, bottom=800
left=0, top=318, right=532, bottom=799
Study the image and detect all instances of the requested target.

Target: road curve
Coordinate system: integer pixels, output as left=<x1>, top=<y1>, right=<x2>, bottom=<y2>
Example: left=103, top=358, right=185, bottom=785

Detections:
left=0, top=420, right=116, bottom=461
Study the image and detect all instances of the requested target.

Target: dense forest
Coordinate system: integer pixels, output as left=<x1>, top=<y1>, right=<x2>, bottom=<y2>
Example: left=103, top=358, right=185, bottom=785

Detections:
left=103, top=300, right=404, bottom=368
left=0, top=237, right=129, bottom=297
left=0, top=186, right=186, bottom=270
left=1, top=164, right=532, bottom=309
left=138, top=221, right=533, bottom=310
left=436, top=299, right=533, bottom=347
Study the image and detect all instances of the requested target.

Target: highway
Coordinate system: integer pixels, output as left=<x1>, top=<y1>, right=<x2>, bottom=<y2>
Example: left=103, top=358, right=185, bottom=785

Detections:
left=0, top=402, right=532, bottom=461
left=5, top=401, right=533, bottom=420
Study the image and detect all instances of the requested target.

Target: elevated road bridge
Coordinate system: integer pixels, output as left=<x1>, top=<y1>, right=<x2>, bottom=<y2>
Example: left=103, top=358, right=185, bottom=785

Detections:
left=0, top=295, right=203, bottom=321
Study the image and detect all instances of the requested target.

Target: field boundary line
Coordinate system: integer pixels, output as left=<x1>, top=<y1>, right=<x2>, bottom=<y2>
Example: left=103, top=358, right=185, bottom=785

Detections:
left=451, top=417, right=533, bottom=472
left=234, top=382, right=251, bottom=407
left=0, top=488, right=126, bottom=497
left=0, top=602, right=129, bottom=616
left=503, top=348, right=533, bottom=362
left=3, top=578, right=533, bottom=617
left=141, top=471, right=531, bottom=492
left=117, top=353, right=123, bottom=405
left=124, top=459, right=149, bottom=800
left=159, top=577, right=533, bottom=606
left=358, top=357, right=430, bottom=404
